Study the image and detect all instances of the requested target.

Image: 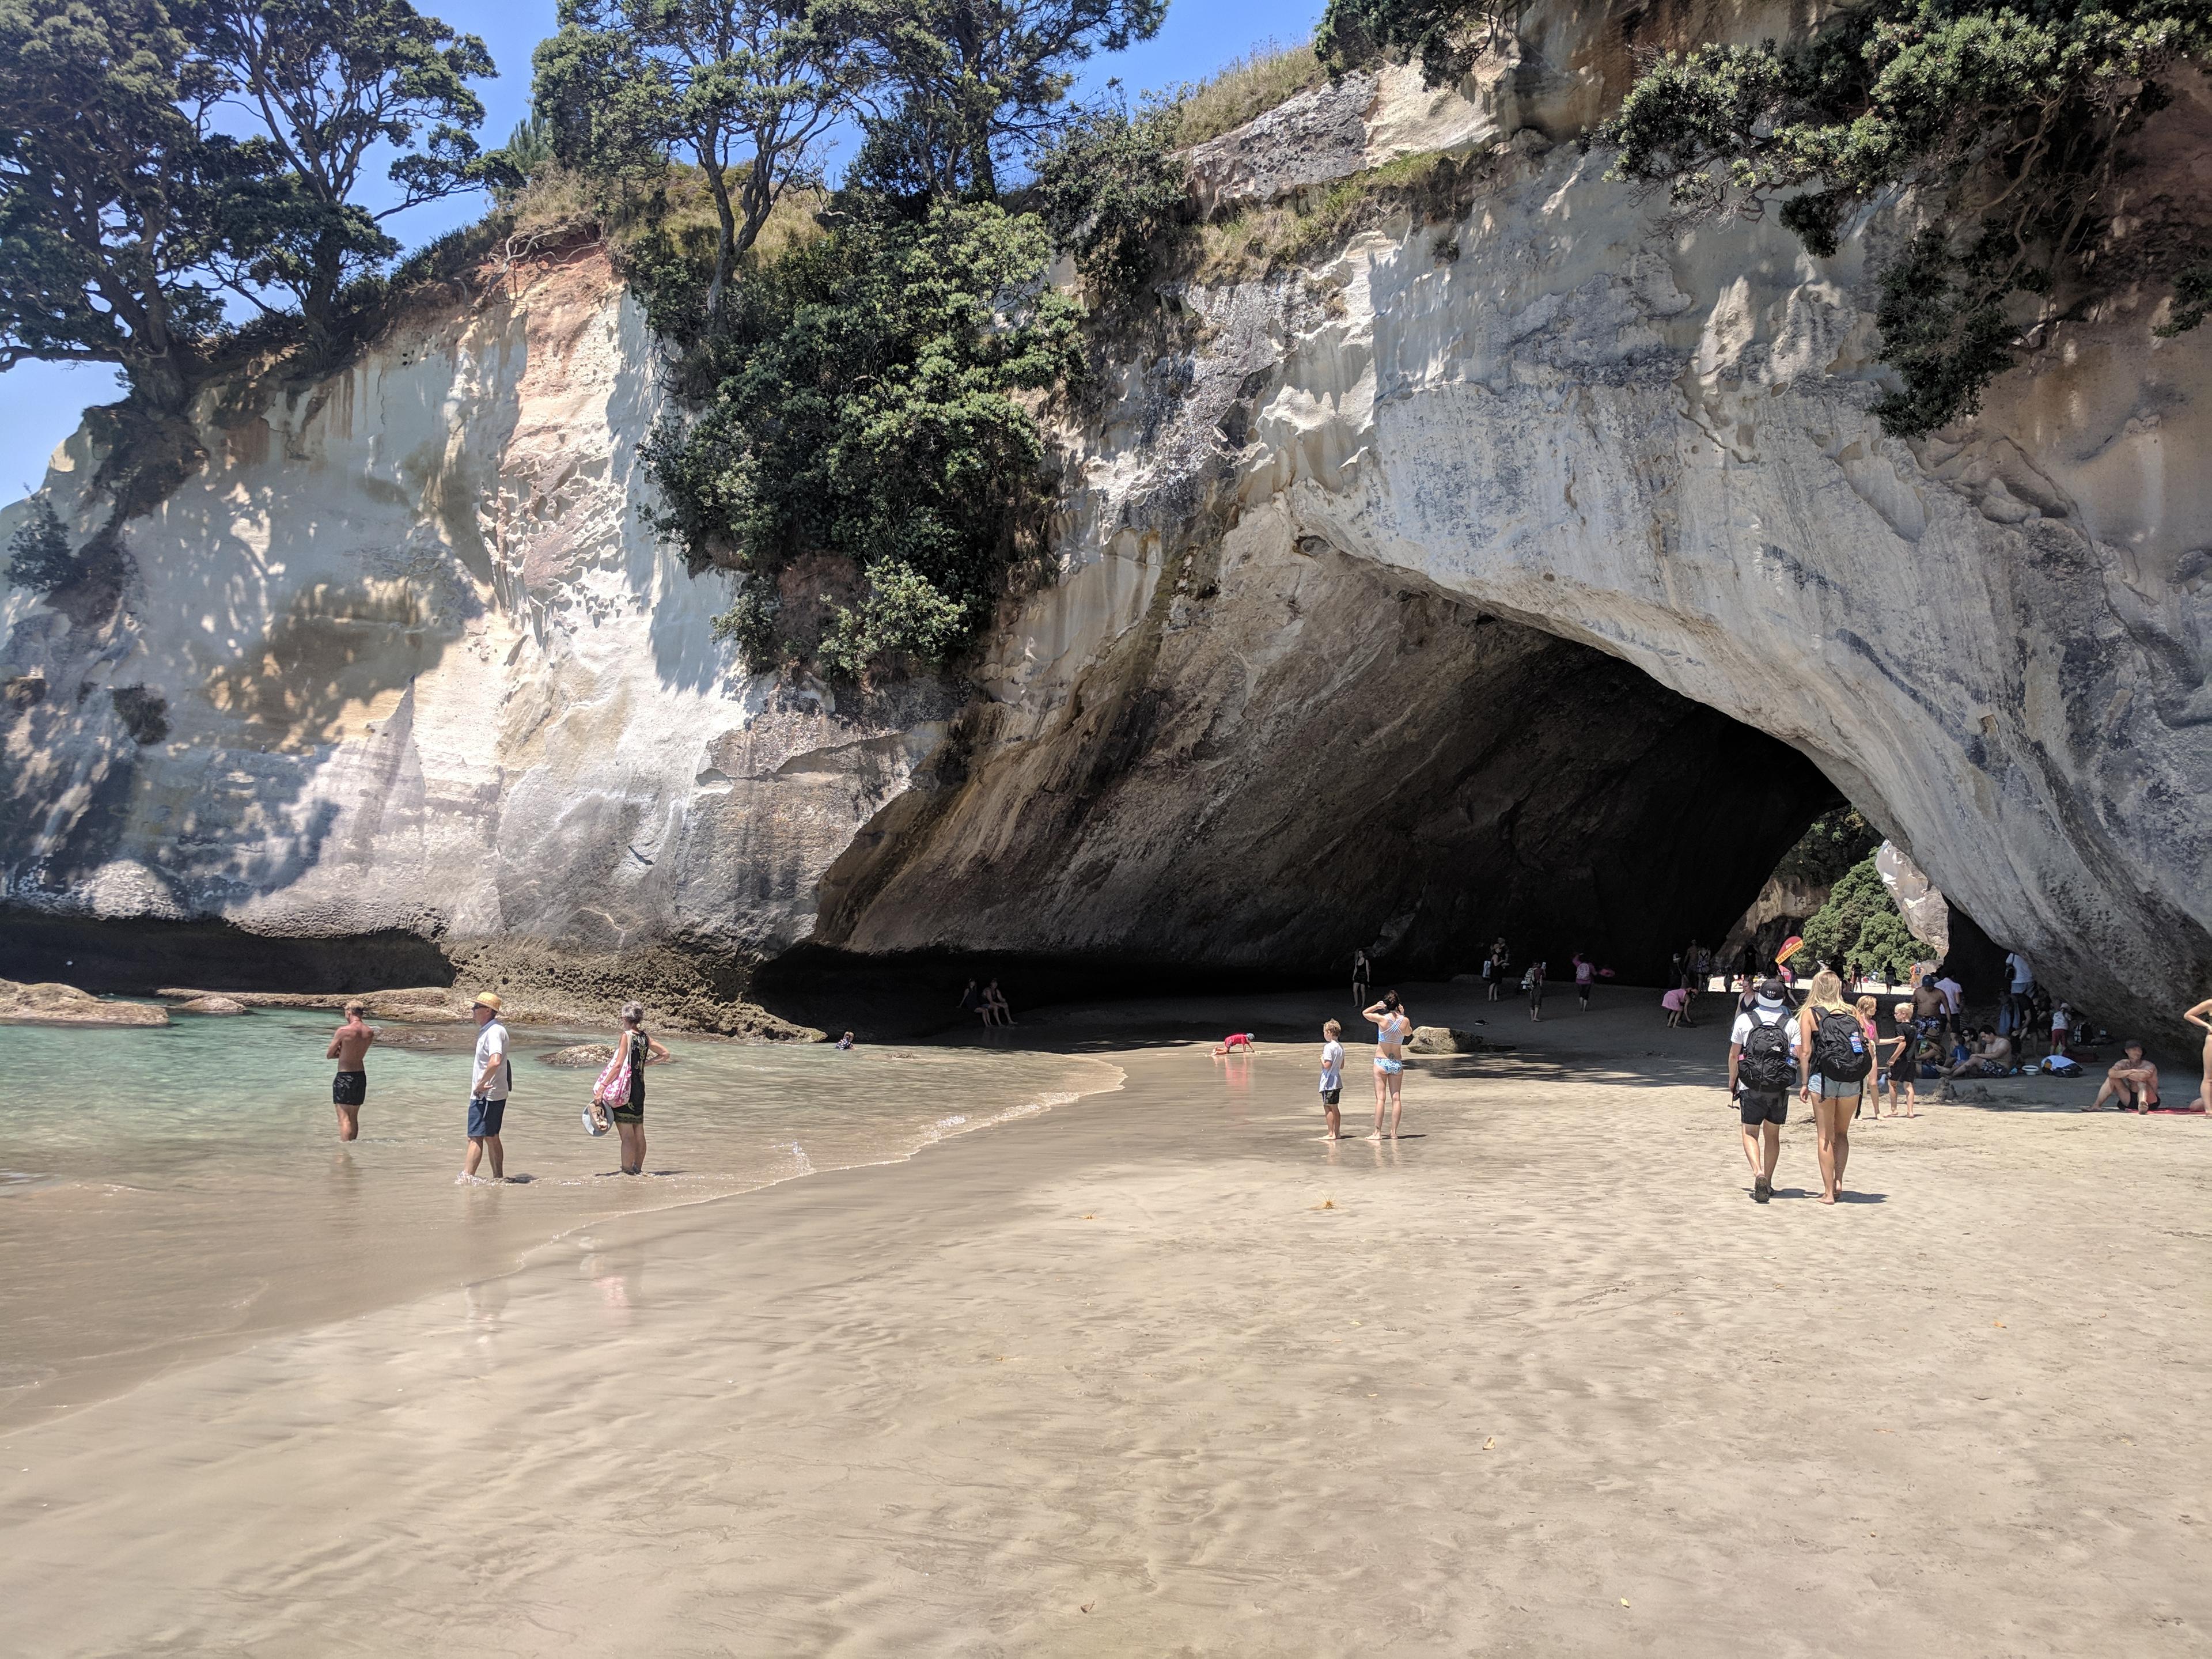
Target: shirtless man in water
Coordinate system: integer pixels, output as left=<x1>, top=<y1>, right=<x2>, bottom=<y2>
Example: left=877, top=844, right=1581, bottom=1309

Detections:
left=325, top=1000, right=378, bottom=1141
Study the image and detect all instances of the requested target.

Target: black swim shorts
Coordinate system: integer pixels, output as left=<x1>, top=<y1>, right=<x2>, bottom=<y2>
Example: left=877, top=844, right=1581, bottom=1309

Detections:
left=1738, top=1090, right=1787, bottom=1127
left=611, top=1102, right=643, bottom=1124
left=332, top=1070, right=366, bottom=1108
left=1321, top=1088, right=1341, bottom=1107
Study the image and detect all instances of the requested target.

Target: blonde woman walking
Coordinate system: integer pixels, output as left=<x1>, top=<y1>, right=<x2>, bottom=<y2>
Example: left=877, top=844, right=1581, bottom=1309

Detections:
left=1798, top=969, right=1876, bottom=1203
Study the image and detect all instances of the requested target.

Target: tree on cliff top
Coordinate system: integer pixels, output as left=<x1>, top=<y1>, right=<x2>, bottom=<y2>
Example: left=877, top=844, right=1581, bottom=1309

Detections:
left=533, top=0, right=863, bottom=319
left=0, top=0, right=229, bottom=412
left=836, top=0, right=1166, bottom=203
left=195, top=0, right=495, bottom=353
left=1594, top=1, right=2212, bottom=434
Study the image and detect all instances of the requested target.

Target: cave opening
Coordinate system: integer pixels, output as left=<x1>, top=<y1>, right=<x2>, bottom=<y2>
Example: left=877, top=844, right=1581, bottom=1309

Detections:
left=789, top=562, right=1856, bottom=1020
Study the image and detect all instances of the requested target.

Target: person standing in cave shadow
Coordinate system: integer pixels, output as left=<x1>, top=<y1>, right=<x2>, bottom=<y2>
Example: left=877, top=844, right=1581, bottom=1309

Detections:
left=1523, top=960, right=1547, bottom=1022
left=1486, top=941, right=1510, bottom=1002
left=1573, top=952, right=1595, bottom=1012
left=1362, top=991, right=1412, bottom=1141
left=1351, top=949, right=1371, bottom=1009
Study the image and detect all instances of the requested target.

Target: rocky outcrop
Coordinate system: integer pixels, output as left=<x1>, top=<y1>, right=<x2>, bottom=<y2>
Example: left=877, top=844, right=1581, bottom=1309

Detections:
left=4, top=4, right=2210, bottom=1042
left=170, top=994, right=250, bottom=1015
left=0, top=979, right=168, bottom=1026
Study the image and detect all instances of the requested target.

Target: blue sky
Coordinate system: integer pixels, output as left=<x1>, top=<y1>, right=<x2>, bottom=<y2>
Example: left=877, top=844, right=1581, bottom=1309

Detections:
left=1, top=0, right=1320, bottom=494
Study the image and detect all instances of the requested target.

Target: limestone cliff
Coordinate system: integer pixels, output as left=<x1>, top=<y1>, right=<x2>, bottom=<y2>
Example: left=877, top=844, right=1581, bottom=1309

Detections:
left=5, top=7, right=2210, bottom=1039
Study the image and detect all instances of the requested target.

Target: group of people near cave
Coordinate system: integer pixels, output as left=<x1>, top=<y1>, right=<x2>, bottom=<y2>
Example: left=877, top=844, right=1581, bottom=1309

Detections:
left=1329, top=939, right=2212, bottom=1200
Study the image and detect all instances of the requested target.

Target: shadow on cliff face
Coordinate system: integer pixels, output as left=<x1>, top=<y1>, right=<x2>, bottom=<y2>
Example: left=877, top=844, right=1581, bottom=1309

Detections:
left=807, top=552, right=1840, bottom=989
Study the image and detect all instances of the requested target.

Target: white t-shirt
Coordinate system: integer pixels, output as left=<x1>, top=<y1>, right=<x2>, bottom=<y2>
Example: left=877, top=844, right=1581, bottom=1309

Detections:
left=1936, top=977, right=1963, bottom=1014
left=472, top=1020, right=511, bottom=1100
left=1728, top=1003, right=1799, bottom=1092
left=1319, top=1040, right=1344, bottom=1091
left=2005, top=952, right=2033, bottom=991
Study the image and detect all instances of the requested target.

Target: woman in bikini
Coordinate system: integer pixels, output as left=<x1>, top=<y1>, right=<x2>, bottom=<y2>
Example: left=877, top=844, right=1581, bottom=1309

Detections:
left=2184, top=997, right=2212, bottom=1112
left=1363, top=990, right=1412, bottom=1141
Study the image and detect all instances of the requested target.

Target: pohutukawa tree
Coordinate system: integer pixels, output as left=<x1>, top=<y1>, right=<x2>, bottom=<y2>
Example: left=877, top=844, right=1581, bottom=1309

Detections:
left=195, top=0, right=494, bottom=350
left=534, top=0, right=867, bottom=316
left=837, top=0, right=1166, bottom=202
left=0, top=0, right=230, bottom=412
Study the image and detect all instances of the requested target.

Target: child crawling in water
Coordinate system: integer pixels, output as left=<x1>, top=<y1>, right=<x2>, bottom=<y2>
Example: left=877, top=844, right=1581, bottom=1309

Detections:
left=1213, top=1031, right=1256, bottom=1057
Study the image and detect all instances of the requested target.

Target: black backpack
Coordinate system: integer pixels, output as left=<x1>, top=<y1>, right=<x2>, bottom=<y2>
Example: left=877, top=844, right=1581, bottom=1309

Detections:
left=1812, top=1009, right=1873, bottom=1082
left=1738, top=1010, right=1794, bottom=1092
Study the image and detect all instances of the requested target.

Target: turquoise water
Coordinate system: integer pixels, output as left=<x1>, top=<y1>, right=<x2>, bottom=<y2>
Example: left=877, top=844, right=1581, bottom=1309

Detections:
left=0, top=1005, right=1117, bottom=1407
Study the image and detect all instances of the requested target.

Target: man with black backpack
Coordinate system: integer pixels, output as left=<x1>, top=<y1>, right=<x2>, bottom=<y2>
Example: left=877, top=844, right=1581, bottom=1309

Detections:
left=1728, top=978, right=1800, bottom=1203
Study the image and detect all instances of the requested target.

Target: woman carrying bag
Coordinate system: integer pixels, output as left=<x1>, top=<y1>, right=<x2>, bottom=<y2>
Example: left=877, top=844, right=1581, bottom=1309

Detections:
left=589, top=1002, right=670, bottom=1176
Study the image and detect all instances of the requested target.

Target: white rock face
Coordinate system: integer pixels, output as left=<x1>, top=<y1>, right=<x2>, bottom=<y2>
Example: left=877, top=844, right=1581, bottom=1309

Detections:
left=5, top=18, right=2210, bottom=1039
left=1, top=253, right=953, bottom=999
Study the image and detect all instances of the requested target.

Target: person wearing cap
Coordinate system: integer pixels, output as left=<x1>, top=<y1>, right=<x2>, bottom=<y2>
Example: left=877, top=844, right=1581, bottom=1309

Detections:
left=463, top=992, right=513, bottom=1181
left=1727, top=978, right=1800, bottom=1203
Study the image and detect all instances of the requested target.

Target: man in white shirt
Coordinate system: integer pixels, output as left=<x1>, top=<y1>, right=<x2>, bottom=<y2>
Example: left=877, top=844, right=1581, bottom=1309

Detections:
left=463, top=992, right=513, bottom=1182
left=1728, top=979, right=1801, bottom=1203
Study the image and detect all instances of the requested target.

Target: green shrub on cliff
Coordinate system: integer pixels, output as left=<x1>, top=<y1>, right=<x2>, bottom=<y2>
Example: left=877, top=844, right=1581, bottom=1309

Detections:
left=1594, top=1, right=2212, bottom=435
left=643, top=202, right=1082, bottom=675
left=5, top=499, right=78, bottom=594
left=1033, top=96, right=1190, bottom=301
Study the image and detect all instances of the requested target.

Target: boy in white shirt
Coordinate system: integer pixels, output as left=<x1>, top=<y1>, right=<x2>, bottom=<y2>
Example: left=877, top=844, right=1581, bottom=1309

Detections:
left=1317, top=1020, right=1344, bottom=1141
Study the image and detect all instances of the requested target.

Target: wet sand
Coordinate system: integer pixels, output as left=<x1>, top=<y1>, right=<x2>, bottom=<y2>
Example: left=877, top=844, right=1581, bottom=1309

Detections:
left=6, top=983, right=2210, bottom=1656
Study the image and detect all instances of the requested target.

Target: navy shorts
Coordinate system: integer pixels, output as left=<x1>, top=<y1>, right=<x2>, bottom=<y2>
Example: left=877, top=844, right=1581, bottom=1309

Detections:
left=1738, top=1090, right=1787, bottom=1126
left=467, top=1096, right=507, bottom=1138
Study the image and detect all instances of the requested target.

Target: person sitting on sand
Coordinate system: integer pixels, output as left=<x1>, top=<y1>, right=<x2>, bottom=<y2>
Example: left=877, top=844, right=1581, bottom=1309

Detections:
left=1317, top=1020, right=1345, bottom=1141
left=2087, top=1042, right=2160, bottom=1113
left=1213, top=1031, right=1256, bottom=1056
left=983, top=981, right=1014, bottom=1027
left=836, top=1031, right=855, bottom=1051
left=2183, top=997, right=2212, bottom=1112
left=1363, top=991, right=1412, bottom=1141
left=1938, top=1027, right=2013, bottom=1082
left=325, top=999, right=378, bottom=1142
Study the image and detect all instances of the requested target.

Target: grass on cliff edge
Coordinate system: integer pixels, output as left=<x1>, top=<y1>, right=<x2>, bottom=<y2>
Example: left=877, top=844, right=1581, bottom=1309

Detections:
left=1170, top=41, right=1328, bottom=147
left=1196, top=150, right=1463, bottom=282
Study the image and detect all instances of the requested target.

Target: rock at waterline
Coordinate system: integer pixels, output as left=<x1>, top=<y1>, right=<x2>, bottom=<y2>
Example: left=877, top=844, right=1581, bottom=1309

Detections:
left=544, top=1043, right=679, bottom=1068
left=0, top=980, right=171, bottom=1027
left=545, top=1043, right=616, bottom=1069
left=1407, top=1025, right=1482, bottom=1055
left=172, top=995, right=251, bottom=1016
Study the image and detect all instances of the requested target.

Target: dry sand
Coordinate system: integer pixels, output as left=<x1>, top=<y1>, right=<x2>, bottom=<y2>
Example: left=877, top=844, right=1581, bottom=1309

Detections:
left=5, top=983, right=2210, bottom=1656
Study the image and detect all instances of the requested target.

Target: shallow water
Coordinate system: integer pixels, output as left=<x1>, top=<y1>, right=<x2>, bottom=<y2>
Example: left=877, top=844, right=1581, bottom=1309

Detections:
left=0, top=1006, right=1118, bottom=1409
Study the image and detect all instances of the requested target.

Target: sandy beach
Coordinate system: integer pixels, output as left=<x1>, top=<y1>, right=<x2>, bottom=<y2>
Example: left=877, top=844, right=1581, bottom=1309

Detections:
left=6, top=983, right=2210, bottom=1656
